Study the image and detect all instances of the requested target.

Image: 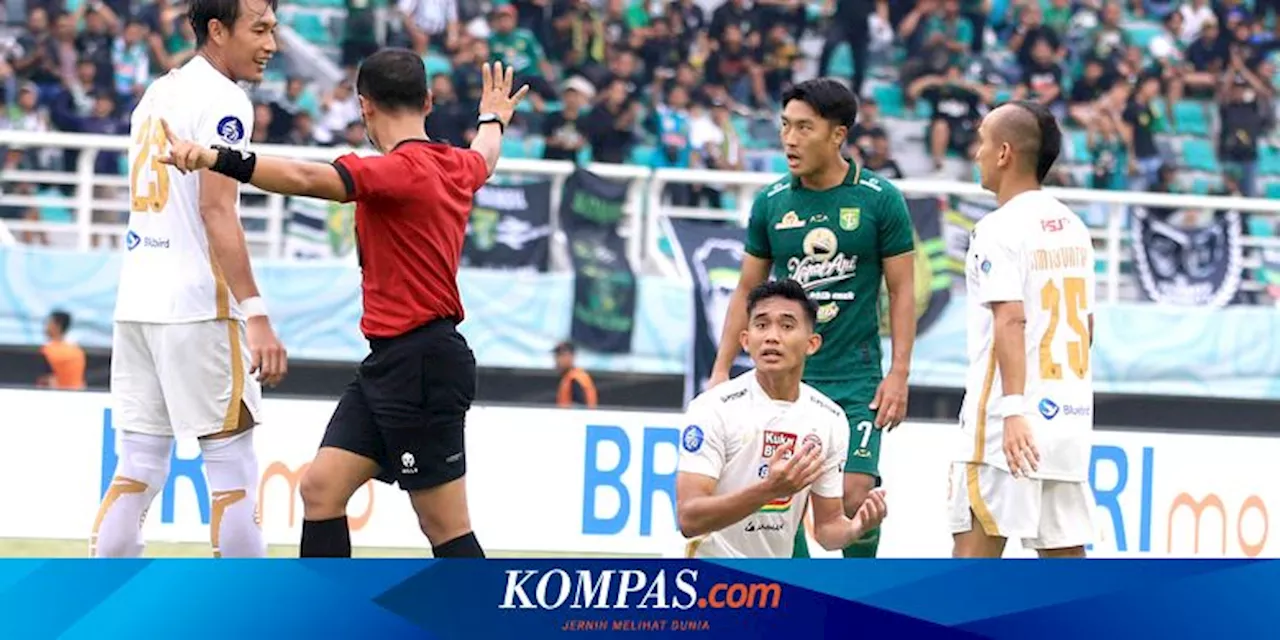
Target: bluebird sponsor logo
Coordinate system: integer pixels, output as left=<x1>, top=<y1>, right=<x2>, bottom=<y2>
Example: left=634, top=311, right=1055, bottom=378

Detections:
left=1063, top=404, right=1092, bottom=417
left=1039, top=398, right=1060, bottom=420
left=126, top=231, right=171, bottom=250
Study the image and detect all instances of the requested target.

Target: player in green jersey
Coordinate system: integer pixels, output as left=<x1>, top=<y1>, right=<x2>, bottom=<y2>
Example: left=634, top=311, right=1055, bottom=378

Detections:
left=708, top=78, right=917, bottom=559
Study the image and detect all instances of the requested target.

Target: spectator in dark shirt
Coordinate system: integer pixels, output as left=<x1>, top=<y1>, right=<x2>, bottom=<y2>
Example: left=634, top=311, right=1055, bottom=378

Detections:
left=757, top=23, right=799, bottom=97
left=1007, top=1, right=1062, bottom=73
left=705, top=24, right=760, bottom=108
left=709, top=0, right=756, bottom=45
left=863, top=131, right=904, bottom=179
left=908, top=62, right=989, bottom=172
left=1123, top=74, right=1166, bottom=191
left=1218, top=71, right=1271, bottom=197
left=1068, top=57, right=1116, bottom=128
left=1015, top=37, right=1065, bottom=121
left=77, top=6, right=119, bottom=92
left=267, top=77, right=309, bottom=141
left=1184, top=18, right=1226, bottom=97
left=542, top=76, right=592, bottom=162
left=581, top=77, right=637, bottom=163
left=425, top=74, right=475, bottom=147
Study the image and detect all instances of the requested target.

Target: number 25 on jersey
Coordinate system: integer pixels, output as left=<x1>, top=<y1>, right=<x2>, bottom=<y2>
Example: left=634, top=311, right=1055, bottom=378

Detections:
left=130, top=116, right=171, bottom=213
left=1039, top=277, right=1090, bottom=380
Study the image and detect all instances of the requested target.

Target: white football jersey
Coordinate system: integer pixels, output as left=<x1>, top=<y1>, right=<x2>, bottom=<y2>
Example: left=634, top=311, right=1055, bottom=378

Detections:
left=677, top=370, right=850, bottom=558
left=114, top=55, right=254, bottom=324
left=959, top=190, right=1097, bottom=481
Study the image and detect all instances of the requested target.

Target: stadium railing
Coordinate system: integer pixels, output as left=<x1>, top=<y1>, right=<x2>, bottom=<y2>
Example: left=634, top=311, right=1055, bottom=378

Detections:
left=3, top=129, right=1280, bottom=305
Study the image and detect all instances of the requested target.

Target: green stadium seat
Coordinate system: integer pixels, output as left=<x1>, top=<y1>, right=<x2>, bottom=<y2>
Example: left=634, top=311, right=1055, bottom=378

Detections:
left=1172, top=101, right=1209, bottom=136
left=1069, top=130, right=1090, bottom=164
left=1266, top=181, right=1280, bottom=199
left=871, top=85, right=905, bottom=118
left=524, top=136, right=546, bottom=158
left=500, top=138, right=527, bottom=159
left=1124, top=22, right=1163, bottom=50
left=769, top=152, right=791, bottom=173
left=1180, top=138, right=1219, bottom=172
left=629, top=144, right=657, bottom=166
left=825, top=42, right=854, bottom=78
left=1260, top=145, right=1280, bottom=176
left=993, top=87, right=1014, bottom=104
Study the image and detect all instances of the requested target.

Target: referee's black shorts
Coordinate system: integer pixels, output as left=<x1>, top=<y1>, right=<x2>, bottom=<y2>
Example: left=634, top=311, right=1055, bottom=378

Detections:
left=320, top=318, right=477, bottom=491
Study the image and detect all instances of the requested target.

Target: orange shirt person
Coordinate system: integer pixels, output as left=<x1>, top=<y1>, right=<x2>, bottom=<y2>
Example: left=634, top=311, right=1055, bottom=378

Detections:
left=554, top=341, right=597, bottom=408
left=38, top=310, right=85, bottom=390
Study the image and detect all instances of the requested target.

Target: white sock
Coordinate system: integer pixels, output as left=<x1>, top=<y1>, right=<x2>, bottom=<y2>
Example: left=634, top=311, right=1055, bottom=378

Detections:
left=91, top=431, right=172, bottom=558
left=200, top=429, right=266, bottom=558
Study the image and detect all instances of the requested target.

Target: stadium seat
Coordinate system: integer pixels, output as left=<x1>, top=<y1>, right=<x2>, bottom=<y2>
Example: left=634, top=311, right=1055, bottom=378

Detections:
left=500, top=138, right=527, bottom=159
left=1172, top=101, right=1209, bottom=136
left=629, top=144, right=658, bottom=166
left=524, top=136, right=546, bottom=158
left=1068, top=130, right=1091, bottom=164
left=825, top=42, right=854, bottom=78
left=1259, top=145, right=1280, bottom=176
left=769, top=152, right=791, bottom=173
left=871, top=84, right=906, bottom=118
left=1267, top=181, right=1280, bottom=199
left=1124, top=22, right=1163, bottom=50
left=1180, top=138, right=1219, bottom=173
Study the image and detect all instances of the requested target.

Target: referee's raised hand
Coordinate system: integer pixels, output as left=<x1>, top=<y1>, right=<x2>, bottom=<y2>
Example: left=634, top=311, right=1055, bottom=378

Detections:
left=478, top=61, right=530, bottom=128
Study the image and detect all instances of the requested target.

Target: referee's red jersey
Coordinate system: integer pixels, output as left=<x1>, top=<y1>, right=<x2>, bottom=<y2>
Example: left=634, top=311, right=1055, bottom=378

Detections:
left=332, top=140, right=489, bottom=338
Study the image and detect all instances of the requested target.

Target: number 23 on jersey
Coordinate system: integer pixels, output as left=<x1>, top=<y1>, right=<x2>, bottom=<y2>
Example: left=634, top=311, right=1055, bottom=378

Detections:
left=130, top=116, right=171, bottom=213
left=1039, top=277, right=1090, bottom=380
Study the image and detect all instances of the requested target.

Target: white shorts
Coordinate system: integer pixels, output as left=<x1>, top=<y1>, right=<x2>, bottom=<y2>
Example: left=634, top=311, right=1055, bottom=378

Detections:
left=947, top=461, right=1095, bottom=550
left=111, top=320, right=261, bottom=439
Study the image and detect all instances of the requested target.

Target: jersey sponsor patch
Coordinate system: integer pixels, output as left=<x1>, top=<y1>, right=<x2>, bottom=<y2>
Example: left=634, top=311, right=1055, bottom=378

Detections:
left=980, top=257, right=992, bottom=274
left=775, top=211, right=805, bottom=230
left=802, top=433, right=823, bottom=453
left=681, top=424, right=705, bottom=453
left=217, top=116, right=245, bottom=144
left=761, top=430, right=797, bottom=458
left=839, top=207, right=860, bottom=231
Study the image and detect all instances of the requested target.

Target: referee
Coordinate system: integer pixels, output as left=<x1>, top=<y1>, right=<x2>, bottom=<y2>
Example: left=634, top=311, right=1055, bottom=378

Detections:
left=160, top=50, right=529, bottom=558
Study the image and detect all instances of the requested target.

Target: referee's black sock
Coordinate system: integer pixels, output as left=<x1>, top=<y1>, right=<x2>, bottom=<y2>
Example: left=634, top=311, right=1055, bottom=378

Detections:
left=432, top=531, right=485, bottom=558
left=300, top=516, right=352, bottom=557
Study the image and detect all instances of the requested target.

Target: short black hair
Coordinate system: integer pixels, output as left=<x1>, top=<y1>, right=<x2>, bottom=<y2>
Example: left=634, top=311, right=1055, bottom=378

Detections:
left=190, top=0, right=279, bottom=48
left=356, top=48, right=429, bottom=113
left=49, top=310, right=71, bottom=333
left=746, top=280, right=818, bottom=328
left=781, top=78, right=859, bottom=131
left=1004, top=99, right=1061, bottom=183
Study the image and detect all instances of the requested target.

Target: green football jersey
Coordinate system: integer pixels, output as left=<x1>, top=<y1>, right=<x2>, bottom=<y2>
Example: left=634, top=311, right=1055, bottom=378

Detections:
left=744, top=164, right=915, bottom=381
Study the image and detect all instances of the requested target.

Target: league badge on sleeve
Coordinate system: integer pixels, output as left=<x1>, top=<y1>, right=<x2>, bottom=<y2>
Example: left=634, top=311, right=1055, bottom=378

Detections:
left=217, top=116, right=245, bottom=144
left=682, top=425, right=705, bottom=453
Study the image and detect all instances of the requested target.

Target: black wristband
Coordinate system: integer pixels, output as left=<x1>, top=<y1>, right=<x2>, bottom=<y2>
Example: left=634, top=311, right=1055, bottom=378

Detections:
left=210, top=145, right=257, bottom=183
left=479, top=119, right=506, bottom=134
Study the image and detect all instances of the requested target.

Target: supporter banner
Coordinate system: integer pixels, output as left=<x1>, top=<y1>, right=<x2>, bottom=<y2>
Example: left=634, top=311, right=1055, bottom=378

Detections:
left=283, top=196, right=356, bottom=260
left=664, top=217, right=751, bottom=404
left=1131, top=206, right=1244, bottom=308
left=877, top=196, right=953, bottom=339
left=561, top=169, right=636, bottom=353
left=0, top=558, right=1271, bottom=640
left=462, top=181, right=553, bottom=271
left=3, top=388, right=1278, bottom=560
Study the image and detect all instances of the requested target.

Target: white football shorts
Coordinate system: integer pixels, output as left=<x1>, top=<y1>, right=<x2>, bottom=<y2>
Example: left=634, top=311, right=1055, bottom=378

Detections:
left=111, top=320, right=262, bottom=439
left=947, top=461, right=1095, bottom=550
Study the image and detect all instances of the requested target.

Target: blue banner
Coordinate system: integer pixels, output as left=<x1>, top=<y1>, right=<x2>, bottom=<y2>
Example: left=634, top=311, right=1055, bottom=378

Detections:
left=3, top=245, right=1280, bottom=399
left=0, top=559, right=1272, bottom=638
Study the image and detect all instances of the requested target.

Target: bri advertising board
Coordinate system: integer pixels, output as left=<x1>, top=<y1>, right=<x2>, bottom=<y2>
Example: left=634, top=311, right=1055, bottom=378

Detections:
left=0, top=388, right=1275, bottom=558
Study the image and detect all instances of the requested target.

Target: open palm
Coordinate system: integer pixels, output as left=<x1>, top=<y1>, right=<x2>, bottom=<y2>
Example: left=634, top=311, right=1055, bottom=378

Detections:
left=477, top=61, right=530, bottom=127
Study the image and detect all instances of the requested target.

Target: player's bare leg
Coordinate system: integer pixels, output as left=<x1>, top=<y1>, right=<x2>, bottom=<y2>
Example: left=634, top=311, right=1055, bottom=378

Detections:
left=952, top=512, right=1008, bottom=558
left=1037, top=546, right=1086, bottom=558
left=91, top=431, right=173, bottom=557
left=841, top=471, right=879, bottom=557
left=198, top=403, right=266, bottom=558
left=299, top=446, right=382, bottom=557
left=408, top=477, right=485, bottom=558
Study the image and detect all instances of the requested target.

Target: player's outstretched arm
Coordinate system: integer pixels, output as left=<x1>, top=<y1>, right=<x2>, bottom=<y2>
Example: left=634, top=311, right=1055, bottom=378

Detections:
left=810, top=490, right=888, bottom=551
left=159, top=119, right=352, bottom=202
left=676, top=440, right=823, bottom=539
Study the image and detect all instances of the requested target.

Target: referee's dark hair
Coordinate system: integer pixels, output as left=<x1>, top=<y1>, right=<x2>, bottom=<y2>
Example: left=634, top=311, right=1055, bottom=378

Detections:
left=782, top=78, right=859, bottom=133
left=1002, top=99, right=1062, bottom=183
left=747, top=279, right=819, bottom=329
left=356, top=48, right=430, bottom=113
left=189, top=0, right=280, bottom=47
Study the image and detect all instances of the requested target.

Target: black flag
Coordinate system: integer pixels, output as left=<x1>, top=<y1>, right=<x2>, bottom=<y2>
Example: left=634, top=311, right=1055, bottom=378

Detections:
left=561, top=168, right=637, bottom=353
left=462, top=181, right=554, bottom=271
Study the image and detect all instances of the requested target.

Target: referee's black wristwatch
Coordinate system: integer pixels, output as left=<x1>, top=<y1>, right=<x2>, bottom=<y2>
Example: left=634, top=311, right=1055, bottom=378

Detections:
left=477, top=112, right=506, bottom=134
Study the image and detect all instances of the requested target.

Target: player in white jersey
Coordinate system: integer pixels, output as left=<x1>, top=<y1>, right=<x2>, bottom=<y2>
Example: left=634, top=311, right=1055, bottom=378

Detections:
left=951, top=101, right=1097, bottom=558
left=676, top=279, right=887, bottom=558
left=92, top=0, right=287, bottom=559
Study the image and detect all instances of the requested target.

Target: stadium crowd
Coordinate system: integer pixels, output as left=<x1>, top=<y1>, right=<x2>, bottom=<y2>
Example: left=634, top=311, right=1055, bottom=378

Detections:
left=1, top=0, right=1279, bottom=218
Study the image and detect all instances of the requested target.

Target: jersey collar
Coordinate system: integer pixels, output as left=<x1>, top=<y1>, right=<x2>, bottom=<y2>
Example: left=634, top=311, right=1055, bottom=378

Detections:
left=790, top=158, right=861, bottom=190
